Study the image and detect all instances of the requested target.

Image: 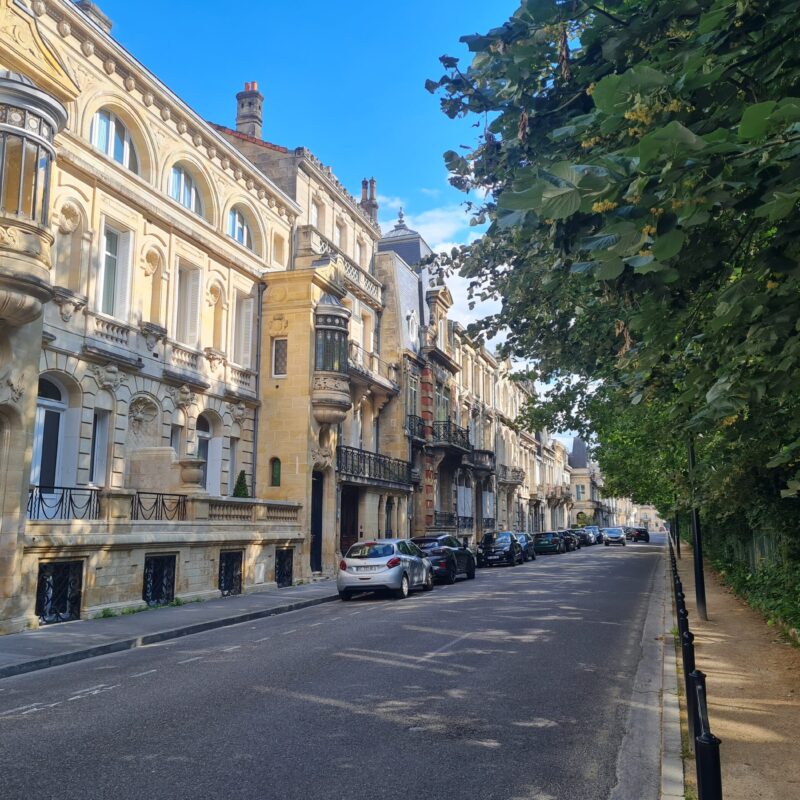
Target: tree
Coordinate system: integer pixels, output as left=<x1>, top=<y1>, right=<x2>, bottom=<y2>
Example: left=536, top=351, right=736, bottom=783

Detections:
left=232, top=470, right=250, bottom=498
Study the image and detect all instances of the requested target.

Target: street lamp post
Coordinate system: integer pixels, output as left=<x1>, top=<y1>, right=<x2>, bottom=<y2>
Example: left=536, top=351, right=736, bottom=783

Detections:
left=687, top=435, right=708, bottom=620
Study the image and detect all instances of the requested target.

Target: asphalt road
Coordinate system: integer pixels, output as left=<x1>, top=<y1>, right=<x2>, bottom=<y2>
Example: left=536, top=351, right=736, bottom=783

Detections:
left=0, top=535, right=665, bottom=800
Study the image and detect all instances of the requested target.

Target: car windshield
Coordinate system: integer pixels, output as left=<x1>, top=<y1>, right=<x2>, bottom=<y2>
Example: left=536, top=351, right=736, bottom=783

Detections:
left=346, top=542, right=395, bottom=559
left=482, top=533, right=512, bottom=545
left=605, top=528, right=623, bottom=536
left=536, top=532, right=556, bottom=540
left=413, top=538, right=441, bottom=548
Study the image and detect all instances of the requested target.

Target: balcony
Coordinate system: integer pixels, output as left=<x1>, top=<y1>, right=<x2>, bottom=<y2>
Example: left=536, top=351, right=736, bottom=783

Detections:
left=465, top=448, right=495, bottom=473
left=348, top=341, right=398, bottom=393
left=131, top=492, right=187, bottom=521
left=336, top=445, right=412, bottom=488
left=481, top=517, right=496, bottom=531
left=432, top=510, right=456, bottom=528
left=431, top=420, right=471, bottom=452
left=407, top=414, right=426, bottom=441
left=27, top=486, right=101, bottom=520
left=458, top=515, right=474, bottom=530
left=497, top=465, right=526, bottom=485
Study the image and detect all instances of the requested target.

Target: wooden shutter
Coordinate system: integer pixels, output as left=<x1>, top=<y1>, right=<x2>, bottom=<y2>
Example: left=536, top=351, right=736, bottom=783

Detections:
left=114, top=230, right=131, bottom=321
left=237, top=297, right=254, bottom=367
left=185, top=268, right=201, bottom=347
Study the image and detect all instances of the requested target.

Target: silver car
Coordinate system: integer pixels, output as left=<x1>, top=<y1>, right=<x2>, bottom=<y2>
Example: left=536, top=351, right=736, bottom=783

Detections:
left=337, top=538, right=434, bottom=600
left=603, top=527, right=626, bottom=546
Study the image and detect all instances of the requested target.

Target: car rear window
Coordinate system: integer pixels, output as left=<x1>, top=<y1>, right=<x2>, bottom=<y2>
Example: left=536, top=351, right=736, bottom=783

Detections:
left=413, top=538, right=440, bottom=548
left=535, top=533, right=555, bottom=541
left=346, top=542, right=395, bottom=559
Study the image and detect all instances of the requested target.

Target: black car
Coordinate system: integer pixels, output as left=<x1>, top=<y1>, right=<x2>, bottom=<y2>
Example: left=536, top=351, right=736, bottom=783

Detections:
left=631, top=527, right=650, bottom=543
left=477, top=532, right=523, bottom=567
left=534, top=531, right=564, bottom=554
left=514, top=532, right=537, bottom=562
left=412, top=534, right=476, bottom=583
left=573, top=528, right=593, bottom=547
left=559, top=530, right=579, bottom=551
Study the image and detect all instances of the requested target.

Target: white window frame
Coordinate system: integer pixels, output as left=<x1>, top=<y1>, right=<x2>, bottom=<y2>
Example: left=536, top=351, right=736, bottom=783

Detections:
left=272, top=337, right=288, bottom=378
left=170, top=165, right=203, bottom=216
left=88, top=409, right=110, bottom=487
left=233, top=293, right=255, bottom=368
left=97, top=220, right=131, bottom=320
left=228, top=207, right=253, bottom=250
left=90, top=108, right=139, bottom=174
left=175, top=262, right=202, bottom=348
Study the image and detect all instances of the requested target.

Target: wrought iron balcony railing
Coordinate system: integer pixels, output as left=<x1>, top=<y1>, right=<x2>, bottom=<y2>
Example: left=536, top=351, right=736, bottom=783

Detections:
left=407, top=414, right=426, bottom=440
left=132, top=492, right=187, bottom=521
left=27, top=486, right=101, bottom=520
left=431, top=420, right=471, bottom=451
left=433, top=510, right=457, bottom=527
left=482, top=517, right=496, bottom=531
left=458, top=515, right=474, bottom=530
left=497, top=464, right=526, bottom=485
left=336, top=445, right=412, bottom=486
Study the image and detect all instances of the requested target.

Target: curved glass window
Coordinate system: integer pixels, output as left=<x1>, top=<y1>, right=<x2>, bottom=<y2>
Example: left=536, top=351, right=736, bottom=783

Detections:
left=170, top=165, right=203, bottom=216
left=228, top=207, right=253, bottom=250
left=314, top=327, right=348, bottom=373
left=90, top=109, right=139, bottom=174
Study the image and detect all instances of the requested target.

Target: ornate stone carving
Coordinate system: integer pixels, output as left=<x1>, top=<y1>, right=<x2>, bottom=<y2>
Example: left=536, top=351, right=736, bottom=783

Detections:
left=203, top=347, right=225, bottom=372
left=311, top=445, right=333, bottom=471
left=58, top=202, right=81, bottom=235
left=0, top=226, right=20, bottom=247
left=139, top=321, right=167, bottom=351
left=220, top=157, right=230, bottom=170
left=169, top=384, right=197, bottom=410
left=141, top=248, right=161, bottom=277
left=205, top=283, right=222, bottom=307
left=192, top=133, right=202, bottom=147
left=124, top=75, right=135, bottom=92
left=57, top=20, right=71, bottom=37
left=81, top=40, right=94, bottom=57
left=233, top=168, right=243, bottom=181
left=312, top=374, right=349, bottom=393
left=91, top=362, right=124, bottom=391
left=0, top=367, right=25, bottom=406
left=32, top=1, right=46, bottom=17
left=128, top=396, right=157, bottom=432
left=52, top=286, right=87, bottom=322
left=246, top=179, right=255, bottom=190
left=143, top=92, right=154, bottom=107
left=227, top=401, right=247, bottom=422
left=207, top=145, right=217, bottom=160
left=177, top=119, right=187, bottom=134
left=257, top=188, right=266, bottom=200
left=103, top=58, right=115, bottom=75
left=160, top=106, right=170, bottom=122
left=268, top=315, right=288, bottom=337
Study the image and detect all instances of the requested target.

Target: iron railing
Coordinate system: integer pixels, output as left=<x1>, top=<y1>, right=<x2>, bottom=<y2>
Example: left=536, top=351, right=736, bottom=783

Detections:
left=433, top=510, right=457, bottom=527
left=131, top=492, right=187, bottom=521
left=348, top=341, right=397, bottom=384
left=336, top=445, right=412, bottom=486
left=431, top=420, right=471, bottom=450
left=482, top=517, right=496, bottom=531
left=458, top=515, right=474, bottom=529
left=27, top=486, right=100, bottom=520
left=498, top=464, right=526, bottom=484
left=407, top=414, right=426, bottom=440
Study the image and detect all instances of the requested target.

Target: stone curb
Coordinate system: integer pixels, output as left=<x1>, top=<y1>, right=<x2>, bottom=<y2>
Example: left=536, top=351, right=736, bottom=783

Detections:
left=0, top=593, right=339, bottom=680
left=661, top=555, right=685, bottom=800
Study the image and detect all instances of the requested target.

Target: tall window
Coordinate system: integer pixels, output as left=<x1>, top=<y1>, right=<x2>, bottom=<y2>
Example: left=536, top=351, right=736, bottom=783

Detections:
left=408, top=373, right=419, bottom=416
left=310, top=200, right=320, bottom=229
left=234, top=294, right=254, bottom=367
left=228, top=207, right=253, bottom=250
left=196, top=413, right=221, bottom=496
left=355, top=239, right=364, bottom=266
left=32, top=378, right=64, bottom=489
left=90, top=109, right=139, bottom=174
left=98, top=223, right=130, bottom=319
left=334, top=221, right=345, bottom=250
left=270, top=458, right=281, bottom=487
left=170, top=165, right=203, bottom=215
left=272, top=338, right=288, bottom=377
left=228, top=437, right=239, bottom=495
left=175, top=263, right=201, bottom=346
left=435, top=383, right=450, bottom=422
left=89, top=411, right=110, bottom=486
left=576, top=484, right=586, bottom=501
left=273, top=234, right=286, bottom=266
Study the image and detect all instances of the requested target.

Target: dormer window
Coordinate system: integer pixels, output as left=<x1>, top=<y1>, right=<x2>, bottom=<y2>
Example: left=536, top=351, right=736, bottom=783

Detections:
left=170, top=164, right=203, bottom=216
left=90, top=109, right=139, bottom=174
left=228, top=207, right=253, bottom=250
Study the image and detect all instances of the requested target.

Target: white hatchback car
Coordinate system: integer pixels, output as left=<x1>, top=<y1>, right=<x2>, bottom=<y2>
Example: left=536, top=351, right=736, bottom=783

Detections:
left=337, top=538, right=434, bottom=600
left=603, top=527, right=626, bottom=546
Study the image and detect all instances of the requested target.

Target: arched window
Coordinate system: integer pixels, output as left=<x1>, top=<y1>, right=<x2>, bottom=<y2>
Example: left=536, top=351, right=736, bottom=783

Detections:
left=228, top=207, right=253, bottom=250
left=170, top=164, right=204, bottom=216
left=90, top=109, right=139, bottom=174
left=196, top=412, right=222, bottom=495
left=270, top=457, right=281, bottom=487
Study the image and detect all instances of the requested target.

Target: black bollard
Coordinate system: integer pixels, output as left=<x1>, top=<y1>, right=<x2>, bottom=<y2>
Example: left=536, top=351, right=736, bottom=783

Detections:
left=693, top=671, right=723, bottom=800
left=682, top=632, right=697, bottom=749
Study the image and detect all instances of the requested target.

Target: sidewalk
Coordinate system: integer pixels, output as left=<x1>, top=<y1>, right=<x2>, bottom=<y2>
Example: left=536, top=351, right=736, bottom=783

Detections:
left=0, top=581, right=338, bottom=679
left=675, top=545, right=800, bottom=800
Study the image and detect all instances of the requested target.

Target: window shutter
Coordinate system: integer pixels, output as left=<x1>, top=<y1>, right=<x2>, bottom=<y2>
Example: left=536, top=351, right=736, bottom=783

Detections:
left=186, top=269, right=201, bottom=347
left=237, top=297, right=254, bottom=367
left=114, top=231, right=131, bottom=321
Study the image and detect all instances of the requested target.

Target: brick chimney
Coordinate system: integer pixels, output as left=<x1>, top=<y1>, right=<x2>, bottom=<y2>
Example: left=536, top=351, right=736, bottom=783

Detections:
left=359, top=176, right=379, bottom=222
left=236, top=81, right=263, bottom=140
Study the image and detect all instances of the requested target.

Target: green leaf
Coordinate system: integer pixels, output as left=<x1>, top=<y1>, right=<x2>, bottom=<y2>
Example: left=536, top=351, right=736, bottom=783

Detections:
left=497, top=182, right=544, bottom=210
left=580, top=233, right=621, bottom=251
left=594, top=257, right=625, bottom=280
left=540, top=183, right=581, bottom=219
left=754, top=191, right=800, bottom=221
left=652, top=230, right=685, bottom=260
left=738, top=101, right=778, bottom=141
left=639, top=121, right=707, bottom=168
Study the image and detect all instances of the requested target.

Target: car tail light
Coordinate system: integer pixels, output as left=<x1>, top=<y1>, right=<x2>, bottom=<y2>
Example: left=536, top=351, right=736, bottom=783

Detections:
left=386, top=556, right=401, bottom=568
left=339, top=559, right=347, bottom=571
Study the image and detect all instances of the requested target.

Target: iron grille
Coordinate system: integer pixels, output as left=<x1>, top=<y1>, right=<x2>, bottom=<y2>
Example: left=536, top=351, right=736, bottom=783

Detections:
left=132, top=492, right=187, bottom=521
left=458, top=515, right=474, bottom=529
left=142, top=554, right=176, bottom=607
left=482, top=517, right=496, bottom=531
left=27, top=486, right=100, bottom=520
left=35, top=560, right=83, bottom=624
left=407, top=414, right=426, bottom=440
left=431, top=420, right=471, bottom=450
left=336, top=445, right=413, bottom=486
left=275, top=548, right=293, bottom=588
left=219, top=551, right=243, bottom=596
left=433, top=510, right=456, bottom=527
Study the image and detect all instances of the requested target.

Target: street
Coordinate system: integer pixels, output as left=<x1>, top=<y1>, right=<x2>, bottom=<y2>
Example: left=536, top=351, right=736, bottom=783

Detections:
left=0, top=537, right=665, bottom=800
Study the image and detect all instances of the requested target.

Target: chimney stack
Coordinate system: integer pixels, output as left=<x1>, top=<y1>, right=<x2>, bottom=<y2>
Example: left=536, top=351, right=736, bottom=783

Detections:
left=236, top=81, right=264, bottom=140
left=359, top=177, right=379, bottom=222
left=360, top=178, right=368, bottom=204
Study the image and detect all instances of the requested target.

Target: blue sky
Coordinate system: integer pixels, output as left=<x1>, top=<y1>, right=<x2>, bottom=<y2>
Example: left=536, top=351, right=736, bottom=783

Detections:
left=95, top=0, right=519, bottom=321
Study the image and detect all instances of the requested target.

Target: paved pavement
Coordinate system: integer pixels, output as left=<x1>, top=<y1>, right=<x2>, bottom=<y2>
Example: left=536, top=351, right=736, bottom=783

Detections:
left=0, top=536, right=668, bottom=800
left=0, top=580, right=338, bottom=678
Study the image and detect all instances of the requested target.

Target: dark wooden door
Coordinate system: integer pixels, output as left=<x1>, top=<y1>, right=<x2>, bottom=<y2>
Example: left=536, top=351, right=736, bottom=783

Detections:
left=310, top=472, right=323, bottom=573
left=340, top=486, right=359, bottom=555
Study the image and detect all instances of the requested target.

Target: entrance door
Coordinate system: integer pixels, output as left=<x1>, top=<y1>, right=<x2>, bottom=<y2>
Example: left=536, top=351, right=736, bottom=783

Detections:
left=340, top=486, right=359, bottom=555
left=310, top=472, right=323, bottom=573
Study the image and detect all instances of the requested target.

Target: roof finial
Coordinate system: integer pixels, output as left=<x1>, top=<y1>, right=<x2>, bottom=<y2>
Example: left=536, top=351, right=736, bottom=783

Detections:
left=397, top=207, right=405, bottom=226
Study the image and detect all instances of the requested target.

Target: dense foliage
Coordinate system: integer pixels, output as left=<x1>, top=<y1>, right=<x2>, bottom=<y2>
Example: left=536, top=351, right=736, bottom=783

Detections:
left=233, top=470, right=250, bottom=499
left=429, top=0, right=800, bottom=624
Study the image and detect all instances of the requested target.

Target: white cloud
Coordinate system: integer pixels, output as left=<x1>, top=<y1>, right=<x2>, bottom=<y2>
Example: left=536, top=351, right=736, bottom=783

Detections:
left=420, top=187, right=441, bottom=198
left=405, top=205, right=472, bottom=251
left=376, top=194, right=405, bottom=211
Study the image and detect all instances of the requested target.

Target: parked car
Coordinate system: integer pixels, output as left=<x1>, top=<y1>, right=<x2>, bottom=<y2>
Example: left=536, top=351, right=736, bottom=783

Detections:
left=631, top=527, right=650, bottom=542
left=412, top=534, right=476, bottom=583
left=572, top=528, right=593, bottom=547
left=623, top=526, right=636, bottom=541
left=338, top=539, right=434, bottom=600
left=559, top=530, right=579, bottom=551
left=514, top=532, right=537, bottom=562
left=534, top=531, right=564, bottom=554
left=584, top=525, right=602, bottom=543
left=603, top=527, right=626, bottom=547
left=477, top=532, right=523, bottom=567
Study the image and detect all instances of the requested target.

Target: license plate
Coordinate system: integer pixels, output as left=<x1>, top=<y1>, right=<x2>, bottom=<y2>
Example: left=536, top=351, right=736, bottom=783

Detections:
left=488, top=555, right=501, bottom=560
left=356, top=565, right=380, bottom=572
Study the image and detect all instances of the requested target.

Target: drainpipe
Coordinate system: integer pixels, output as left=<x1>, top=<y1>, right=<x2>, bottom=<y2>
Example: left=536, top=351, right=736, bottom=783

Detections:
left=251, top=280, right=265, bottom=497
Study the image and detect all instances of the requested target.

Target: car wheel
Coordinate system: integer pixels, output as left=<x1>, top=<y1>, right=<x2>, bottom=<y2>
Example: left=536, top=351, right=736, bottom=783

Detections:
left=531, top=551, right=536, bottom=560
left=623, top=541, right=626, bottom=546
left=446, top=562, right=457, bottom=585
left=423, top=568, right=434, bottom=592
left=394, top=574, right=410, bottom=599
left=605, top=542, right=609, bottom=546
left=339, top=591, right=351, bottom=601
left=466, top=559, right=476, bottom=579
left=507, top=553, right=516, bottom=567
